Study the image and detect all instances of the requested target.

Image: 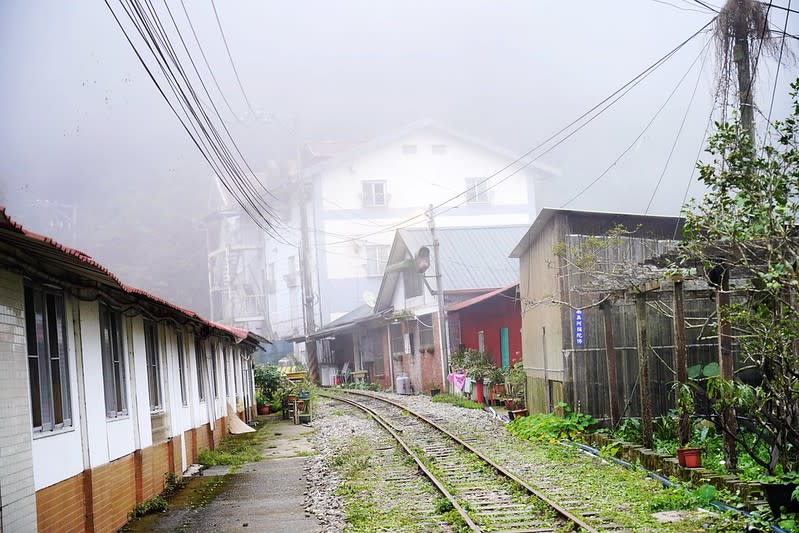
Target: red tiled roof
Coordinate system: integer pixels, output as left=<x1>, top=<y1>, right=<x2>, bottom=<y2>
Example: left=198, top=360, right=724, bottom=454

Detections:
left=0, top=206, right=262, bottom=345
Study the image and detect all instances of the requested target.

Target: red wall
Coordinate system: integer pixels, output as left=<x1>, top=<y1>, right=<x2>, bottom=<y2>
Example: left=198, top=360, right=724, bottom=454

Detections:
left=455, top=295, right=522, bottom=367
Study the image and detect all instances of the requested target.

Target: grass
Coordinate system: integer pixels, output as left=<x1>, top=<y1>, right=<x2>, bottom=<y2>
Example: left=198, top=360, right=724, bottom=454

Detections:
left=431, top=393, right=483, bottom=410
left=197, top=420, right=271, bottom=467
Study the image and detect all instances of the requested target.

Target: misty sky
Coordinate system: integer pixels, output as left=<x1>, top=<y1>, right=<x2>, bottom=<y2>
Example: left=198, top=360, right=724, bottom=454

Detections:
left=1, top=0, right=798, bottom=312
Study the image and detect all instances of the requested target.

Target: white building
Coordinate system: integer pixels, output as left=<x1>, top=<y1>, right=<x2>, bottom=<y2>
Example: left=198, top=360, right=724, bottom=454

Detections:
left=260, top=120, right=555, bottom=345
left=0, top=207, right=264, bottom=532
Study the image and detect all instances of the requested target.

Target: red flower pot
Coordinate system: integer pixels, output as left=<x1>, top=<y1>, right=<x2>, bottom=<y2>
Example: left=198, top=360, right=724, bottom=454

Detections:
left=677, top=447, right=702, bottom=468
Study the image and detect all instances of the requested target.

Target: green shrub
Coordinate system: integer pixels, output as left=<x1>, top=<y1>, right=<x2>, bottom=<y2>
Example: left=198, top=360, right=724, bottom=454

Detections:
left=129, top=496, right=168, bottom=519
left=507, top=402, right=595, bottom=442
left=431, top=393, right=483, bottom=410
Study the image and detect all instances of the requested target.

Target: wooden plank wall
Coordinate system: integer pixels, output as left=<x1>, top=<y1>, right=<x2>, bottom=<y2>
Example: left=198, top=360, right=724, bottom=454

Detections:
left=560, top=234, right=719, bottom=421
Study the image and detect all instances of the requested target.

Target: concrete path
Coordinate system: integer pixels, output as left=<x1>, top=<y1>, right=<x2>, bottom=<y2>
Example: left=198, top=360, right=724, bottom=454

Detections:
left=140, top=415, right=322, bottom=533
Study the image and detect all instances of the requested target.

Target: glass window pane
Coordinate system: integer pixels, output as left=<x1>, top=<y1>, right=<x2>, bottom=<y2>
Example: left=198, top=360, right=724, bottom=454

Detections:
left=51, top=359, right=63, bottom=425
left=29, top=356, right=41, bottom=428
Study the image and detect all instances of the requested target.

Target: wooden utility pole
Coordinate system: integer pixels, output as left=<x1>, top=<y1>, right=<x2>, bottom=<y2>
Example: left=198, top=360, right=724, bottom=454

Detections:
left=427, top=205, right=448, bottom=390
left=297, top=148, right=319, bottom=384
left=672, top=280, right=690, bottom=447
left=636, top=293, right=653, bottom=449
left=717, top=268, right=738, bottom=470
left=733, top=0, right=755, bottom=140
left=600, top=299, right=620, bottom=426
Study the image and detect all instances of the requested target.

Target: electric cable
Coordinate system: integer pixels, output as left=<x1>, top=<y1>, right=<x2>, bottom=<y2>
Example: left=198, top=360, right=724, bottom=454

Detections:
left=764, top=0, right=792, bottom=144
left=645, top=41, right=712, bottom=214
left=321, top=17, right=717, bottom=247
left=210, top=0, right=257, bottom=116
left=561, top=37, right=713, bottom=208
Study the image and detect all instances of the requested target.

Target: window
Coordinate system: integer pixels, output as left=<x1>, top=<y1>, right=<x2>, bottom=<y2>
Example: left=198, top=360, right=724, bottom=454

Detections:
left=176, top=332, right=187, bottom=406
left=195, top=338, right=206, bottom=401
left=419, top=314, right=434, bottom=348
left=403, top=268, right=423, bottom=298
left=100, top=304, right=127, bottom=418
left=210, top=343, right=219, bottom=398
left=144, top=321, right=162, bottom=411
left=402, top=144, right=417, bottom=155
left=362, top=180, right=387, bottom=207
left=365, top=245, right=390, bottom=277
left=465, top=177, right=489, bottom=204
left=431, top=144, right=447, bottom=155
left=390, top=323, right=404, bottom=356
left=223, top=346, right=230, bottom=397
left=25, top=285, right=72, bottom=432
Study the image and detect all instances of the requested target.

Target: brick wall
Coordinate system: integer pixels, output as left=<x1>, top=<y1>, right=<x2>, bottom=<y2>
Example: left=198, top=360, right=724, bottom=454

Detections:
left=195, top=423, right=211, bottom=453
left=0, top=271, right=38, bottom=532
left=140, top=443, right=170, bottom=501
left=184, top=429, right=197, bottom=464
left=90, top=453, right=137, bottom=533
left=36, top=472, right=85, bottom=533
left=213, top=417, right=226, bottom=447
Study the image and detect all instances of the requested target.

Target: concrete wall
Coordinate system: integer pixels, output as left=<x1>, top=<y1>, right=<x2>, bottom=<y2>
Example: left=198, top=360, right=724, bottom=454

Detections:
left=0, top=271, right=37, bottom=532
left=0, top=267, right=256, bottom=532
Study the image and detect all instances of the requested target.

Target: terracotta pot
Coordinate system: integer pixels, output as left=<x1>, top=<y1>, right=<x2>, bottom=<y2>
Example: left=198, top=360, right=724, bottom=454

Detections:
left=509, top=408, right=528, bottom=420
left=677, top=447, right=702, bottom=468
left=258, top=405, right=270, bottom=415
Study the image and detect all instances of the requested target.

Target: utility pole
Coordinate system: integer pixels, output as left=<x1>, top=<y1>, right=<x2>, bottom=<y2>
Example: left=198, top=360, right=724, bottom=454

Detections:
left=427, top=205, right=448, bottom=390
left=733, top=0, right=755, bottom=140
left=297, top=145, right=319, bottom=383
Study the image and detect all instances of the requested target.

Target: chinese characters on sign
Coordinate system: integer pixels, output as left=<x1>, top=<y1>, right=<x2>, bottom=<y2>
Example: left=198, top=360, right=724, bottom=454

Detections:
left=574, top=309, right=584, bottom=346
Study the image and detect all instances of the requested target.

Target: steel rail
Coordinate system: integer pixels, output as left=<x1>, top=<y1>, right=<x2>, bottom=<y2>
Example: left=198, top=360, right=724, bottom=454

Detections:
left=321, top=392, right=481, bottom=531
left=337, top=390, right=600, bottom=533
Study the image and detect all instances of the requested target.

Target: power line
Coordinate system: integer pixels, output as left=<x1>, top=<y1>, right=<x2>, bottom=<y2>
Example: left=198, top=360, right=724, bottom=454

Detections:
left=321, top=17, right=716, bottom=247
left=765, top=0, right=792, bottom=140
left=562, top=36, right=712, bottom=209
left=651, top=0, right=715, bottom=13
left=673, top=94, right=719, bottom=240
left=106, top=0, right=289, bottom=245
left=178, top=0, right=243, bottom=123
left=210, top=0, right=257, bottom=117
left=645, top=40, right=712, bottom=214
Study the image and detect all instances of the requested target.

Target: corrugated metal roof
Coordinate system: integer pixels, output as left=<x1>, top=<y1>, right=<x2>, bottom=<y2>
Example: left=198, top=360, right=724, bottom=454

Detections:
left=510, top=207, right=684, bottom=258
left=399, top=225, right=527, bottom=290
left=0, top=206, right=267, bottom=346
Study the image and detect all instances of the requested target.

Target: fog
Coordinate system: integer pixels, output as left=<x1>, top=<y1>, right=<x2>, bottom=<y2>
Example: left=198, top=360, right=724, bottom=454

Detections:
left=2, top=0, right=797, bottom=315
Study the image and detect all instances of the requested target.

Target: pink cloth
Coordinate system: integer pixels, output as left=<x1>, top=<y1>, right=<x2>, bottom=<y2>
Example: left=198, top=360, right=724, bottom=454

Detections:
left=447, top=372, right=467, bottom=391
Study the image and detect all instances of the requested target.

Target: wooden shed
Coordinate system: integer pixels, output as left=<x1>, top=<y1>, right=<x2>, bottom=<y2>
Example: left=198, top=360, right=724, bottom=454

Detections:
left=510, top=208, right=718, bottom=421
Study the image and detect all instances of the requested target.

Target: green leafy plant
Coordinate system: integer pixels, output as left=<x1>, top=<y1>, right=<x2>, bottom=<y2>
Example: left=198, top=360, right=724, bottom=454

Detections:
left=449, top=348, right=496, bottom=380
left=254, top=363, right=283, bottom=401
left=129, top=496, right=168, bottom=519
left=507, top=402, right=595, bottom=442
left=431, top=393, right=483, bottom=410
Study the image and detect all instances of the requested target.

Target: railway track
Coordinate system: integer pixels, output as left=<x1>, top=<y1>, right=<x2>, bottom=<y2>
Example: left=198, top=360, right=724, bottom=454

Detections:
left=322, top=390, right=604, bottom=533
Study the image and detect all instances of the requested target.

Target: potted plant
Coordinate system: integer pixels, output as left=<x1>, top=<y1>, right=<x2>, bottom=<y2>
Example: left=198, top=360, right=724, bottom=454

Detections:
left=256, top=391, right=269, bottom=415
left=505, top=361, right=526, bottom=411
left=672, top=381, right=701, bottom=467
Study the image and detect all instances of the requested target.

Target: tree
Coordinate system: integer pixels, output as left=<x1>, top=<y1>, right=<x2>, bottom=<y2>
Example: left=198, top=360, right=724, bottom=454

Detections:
left=679, top=80, right=799, bottom=475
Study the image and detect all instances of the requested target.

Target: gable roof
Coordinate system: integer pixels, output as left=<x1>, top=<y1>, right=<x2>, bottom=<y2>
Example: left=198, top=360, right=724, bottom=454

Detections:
left=301, top=119, right=558, bottom=178
left=509, top=207, right=684, bottom=258
left=375, top=225, right=527, bottom=311
left=0, top=206, right=267, bottom=347
left=446, top=283, right=519, bottom=313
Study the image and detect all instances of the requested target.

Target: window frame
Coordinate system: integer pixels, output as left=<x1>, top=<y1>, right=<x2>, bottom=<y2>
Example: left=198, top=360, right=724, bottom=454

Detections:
left=100, top=303, right=128, bottom=419
left=25, top=284, right=72, bottom=433
left=361, top=180, right=387, bottom=208
left=176, top=331, right=188, bottom=406
left=144, top=320, right=163, bottom=412
left=195, top=338, right=206, bottom=402
left=418, top=314, right=435, bottom=348
left=365, top=244, right=390, bottom=277
left=464, top=177, right=489, bottom=204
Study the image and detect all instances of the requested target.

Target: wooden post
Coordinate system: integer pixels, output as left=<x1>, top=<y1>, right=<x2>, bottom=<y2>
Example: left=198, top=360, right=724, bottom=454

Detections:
left=600, top=299, right=620, bottom=426
left=717, top=268, right=738, bottom=470
left=636, top=293, right=653, bottom=449
left=673, top=280, right=690, bottom=447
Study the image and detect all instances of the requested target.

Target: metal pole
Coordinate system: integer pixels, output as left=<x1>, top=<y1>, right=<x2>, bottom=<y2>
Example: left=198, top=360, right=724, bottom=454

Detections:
left=428, top=205, right=448, bottom=390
